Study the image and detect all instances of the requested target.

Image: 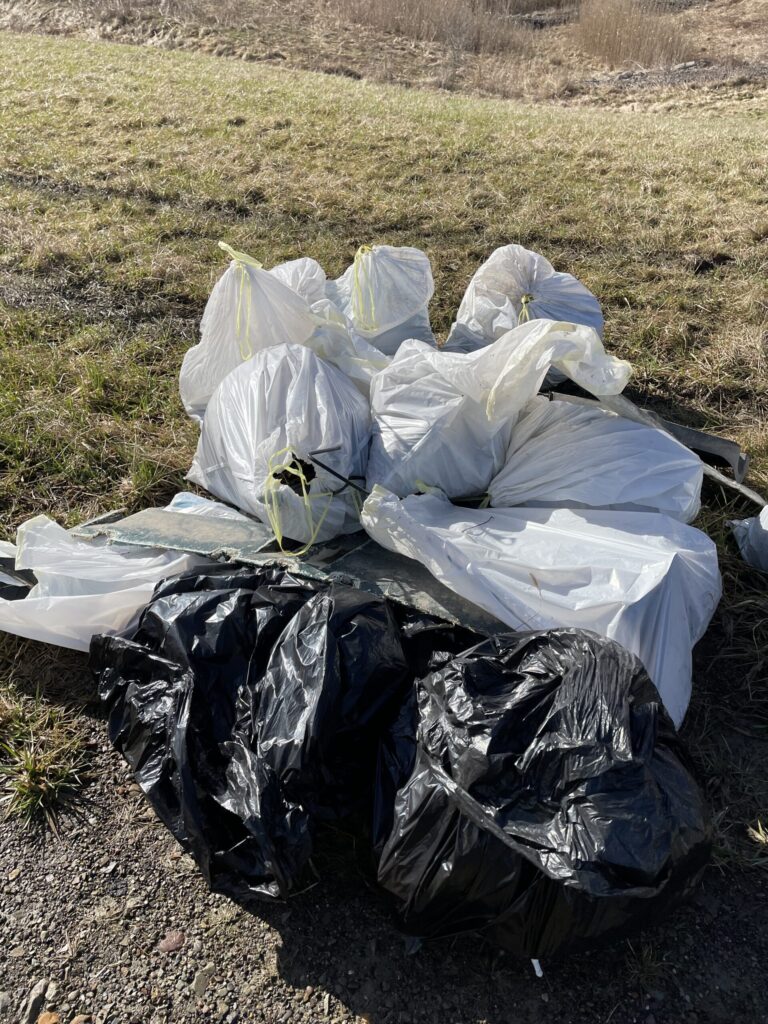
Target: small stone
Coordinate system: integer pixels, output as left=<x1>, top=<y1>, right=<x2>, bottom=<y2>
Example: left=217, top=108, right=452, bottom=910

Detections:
left=193, top=965, right=215, bottom=999
left=22, top=980, right=49, bottom=1024
left=70, top=1016, right=92, bottom=1024
left=45, top=982, right=58, bottom=1003
left=10, top=947, right=24, bottom=958
left=7, top=867, right=21, bottom=881
left=217, top=1002, right=228, bottom=1017
left=541, top=993, right=550, bottom=1003
left=157, top=930, right=185, bottom=953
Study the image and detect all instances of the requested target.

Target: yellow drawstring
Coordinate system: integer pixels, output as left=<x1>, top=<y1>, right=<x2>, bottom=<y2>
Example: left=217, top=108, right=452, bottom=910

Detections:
left=351, top=244, right=377, bottom=332
left=218, top=241, right=263, bottom=361
left=518, top=292, right=534, bottom=325
left=263, top=447, right=337, bottom=557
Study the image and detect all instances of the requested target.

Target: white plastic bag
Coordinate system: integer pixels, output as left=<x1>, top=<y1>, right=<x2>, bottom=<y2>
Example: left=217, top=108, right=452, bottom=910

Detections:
left=326, top=245, right=436, bottom=355
left=269, top=256, right=327, bottom=305
left=445, top=244, right=604, bottom=353
left=489, top=396, right=703, bottom=522
left=366, top=319, right=632, bottom=499
left=180, top=244, right=317, bottom=421
left=729, top=506, right=768, bottom=571
left=362, top=487, right=721, bottom=728
left=306, top=297, right=391, bottom=397
left=0, top=516, right=210, bottom=651
left=187, top=344, right=371, bottom=547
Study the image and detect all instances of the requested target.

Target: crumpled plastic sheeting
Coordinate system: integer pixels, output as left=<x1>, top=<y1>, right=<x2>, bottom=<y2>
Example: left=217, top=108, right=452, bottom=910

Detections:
left=366, top=319, right=632, bottom=500
left=361, top=487, right=721, bottom=727
left=188, top=344, right=371, bottom=545
left=374, top=629, right=711, bottom=959
left=729, top=506, right=768, bottom=572
left=0, top=515, right=210, bottom=652
left=92, top=565, right=413, bottom=900
left=489, top=396, right=703, bottom=523
left=445, top=244, right=604, bottom=353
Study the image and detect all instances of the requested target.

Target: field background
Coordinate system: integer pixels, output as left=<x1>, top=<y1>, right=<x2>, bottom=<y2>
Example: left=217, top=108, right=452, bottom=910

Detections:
left=0, top=22, right=767, bottom=1024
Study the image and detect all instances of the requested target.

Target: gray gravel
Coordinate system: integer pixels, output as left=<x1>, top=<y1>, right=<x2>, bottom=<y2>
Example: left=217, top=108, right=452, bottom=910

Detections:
left=1, top=705, right=768, bottom=1024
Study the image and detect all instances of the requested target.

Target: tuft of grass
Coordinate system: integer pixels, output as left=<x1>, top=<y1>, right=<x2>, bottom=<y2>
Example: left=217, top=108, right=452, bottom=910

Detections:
left=575, top=0, right=693, bottom=68
left=624, top=940, right=672, bottom=992
left=0, top=688, right=88, bottom=827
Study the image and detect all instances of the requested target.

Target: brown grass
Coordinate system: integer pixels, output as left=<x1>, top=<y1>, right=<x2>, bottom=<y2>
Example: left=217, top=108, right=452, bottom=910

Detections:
left=324, top=0, right=546, bottom=55
left=576, top=0, right=693, bottom=68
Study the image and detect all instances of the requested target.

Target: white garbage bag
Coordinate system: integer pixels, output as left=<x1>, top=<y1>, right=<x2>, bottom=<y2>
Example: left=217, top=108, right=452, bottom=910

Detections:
left=307, top=297, right=391, bottom=397
left=0, top=516, right=209, bottom=652
left=489, top=396, right=703, bottom=523
left=326, top=245, right=436, bottom=355
left=729, top=506, right=768, bottom=571
left=362, top=487, right=721, bottom=728
left=445, top=244, right=604, bottom=353
left=269, top=256, right=327, bottom=305
left=366, top=319, right=632, bottom=499
left=179, top=244, right=317, bottom=421
left=187, top=344, right=371, bottom=547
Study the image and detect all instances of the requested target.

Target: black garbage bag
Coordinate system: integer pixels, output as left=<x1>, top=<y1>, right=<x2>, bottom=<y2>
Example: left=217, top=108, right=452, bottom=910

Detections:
left=374, top=628, right=711, bottom=959
left=91, top=564, right=411, bottom=900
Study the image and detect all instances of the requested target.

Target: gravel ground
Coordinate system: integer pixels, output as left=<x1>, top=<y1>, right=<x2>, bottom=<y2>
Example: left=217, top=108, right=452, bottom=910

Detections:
left=1, top=698, right=768, bottom=1024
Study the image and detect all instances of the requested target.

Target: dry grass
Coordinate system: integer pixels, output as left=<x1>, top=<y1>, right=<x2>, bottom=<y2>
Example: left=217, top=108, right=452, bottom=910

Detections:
left=324, top=0, right=544, bottom=55
left=0, top=686, right=88, bottom=826
left=576, top=0, right=693, bottom=68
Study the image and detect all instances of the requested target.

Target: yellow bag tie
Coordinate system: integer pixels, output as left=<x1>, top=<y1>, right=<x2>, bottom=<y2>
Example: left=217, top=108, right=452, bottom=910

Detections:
left=263, top=447, right=337, bottom=558
left=218, top=241, right=263, bottom=361
left=518, top=292, right=534, bottom=325
left=352, top=244, right=378, bottom=333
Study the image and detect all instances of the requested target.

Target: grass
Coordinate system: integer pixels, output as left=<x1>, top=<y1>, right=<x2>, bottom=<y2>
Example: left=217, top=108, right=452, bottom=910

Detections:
left=576, top=0, right=692, bottom=68
left=0, top=31, right=766, bottom=845
left=0, top=684, right=88, bottom=827
left=325, top=0, right=541, bottom=55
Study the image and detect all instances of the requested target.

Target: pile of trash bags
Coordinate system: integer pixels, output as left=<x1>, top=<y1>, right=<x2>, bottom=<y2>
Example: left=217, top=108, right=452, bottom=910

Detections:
left=92, top=565, right=711, bottom=959
left=179, top=240, right=719, bottom=728
left=0, top=238, right=737, bottom=958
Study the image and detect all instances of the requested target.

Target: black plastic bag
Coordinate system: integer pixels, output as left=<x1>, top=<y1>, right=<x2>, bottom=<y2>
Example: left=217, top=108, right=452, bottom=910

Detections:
left=91, top=564, right=411, bottom=900
left=374, top=629, right=711, bottom=959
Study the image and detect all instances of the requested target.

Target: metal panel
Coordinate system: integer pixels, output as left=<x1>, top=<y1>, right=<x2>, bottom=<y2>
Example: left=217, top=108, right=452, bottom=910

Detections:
left=72, top=509, right=502, bottom=634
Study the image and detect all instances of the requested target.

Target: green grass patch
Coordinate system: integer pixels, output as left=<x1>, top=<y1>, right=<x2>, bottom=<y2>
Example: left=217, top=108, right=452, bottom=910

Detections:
left=0, top=686, right=88, bottom=827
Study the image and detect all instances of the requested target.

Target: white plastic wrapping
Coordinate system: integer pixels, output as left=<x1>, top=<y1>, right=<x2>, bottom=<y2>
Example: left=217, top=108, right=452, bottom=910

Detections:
left=362, top=487, right=721, bottom=728
left=165, top=491, right=253, bottom=522
left=445, top=244, right=604, bottom=353
left=0, top=516, right=210, bottom=652
left=326, top=245, right=436, bottom=355
left=187, top=344, right=371, bottom=546
left=179, top=244, right=317, bottom=421
left=366, top=319, right=632, bottom=499
left=489, top=396, right=703, bottom=522
left=729, top=506, right=768, bottom=571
